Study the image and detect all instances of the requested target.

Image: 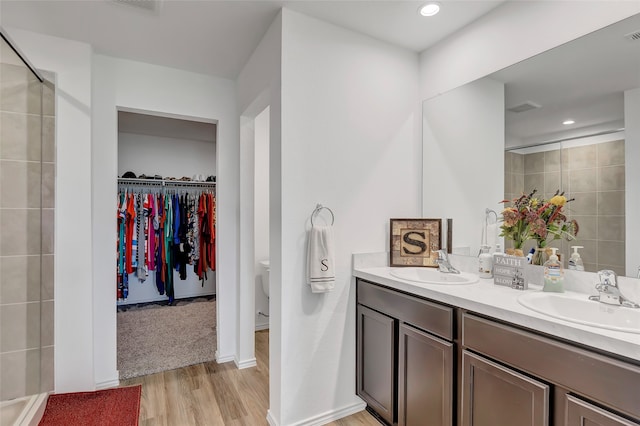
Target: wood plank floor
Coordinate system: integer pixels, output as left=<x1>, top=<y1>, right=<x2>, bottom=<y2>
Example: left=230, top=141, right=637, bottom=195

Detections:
left=122, top=330, right=381, bottom=425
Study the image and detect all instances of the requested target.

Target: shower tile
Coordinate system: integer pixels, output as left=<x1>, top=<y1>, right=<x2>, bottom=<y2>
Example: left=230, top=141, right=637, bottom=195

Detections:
left=597, top=241, right=625, bottom=267
left=41, top=300, right=54, bottom=347
left=598, top=216, right=625, bottom=242
left=598, top=191, right=625, bottom=215
left=0, top=348, right=41, bottom=400
left=42, top=116, right=55, bottom=163
left=43, top=80, right=55, bottom=117
left=0, top=160, right=42, bottom=208
left=1, top=350, right=26, bottom=400
left=575, top=239, right=597, bottom=266
left=544, top=150, right=561, bottom=172
left=0, top=302, right=40, bottom=352
left=513, top=173, right=524, bottom=195
left=42, top=255, right=54, bottom=300
left=0, top=64, right=42, bottom=115
left=566, top=192, right=596, bottom=216
left=571, top=215, right=596, bottom=240
left=598, top=165, right=625, bottom=191
left=583, top=262, right=597, bottom=273
left=41, top=345, right=54, bottom=393
left=569, top=168, right=596, bottom=193
left=42, top=163, right=55, bottom=209
left=42, top=209, right=54, bottom=255
left=544, top=171, right=560, bottom=194
left=597, top=264, right=625, bottom=277
left=597, top=140, right=624, bottom=167
left=512, top=153, right=524, bottom=173
left=524, top=152, right=545, bottom=174
left=0, top=209, right=41, bottom=256
left=0, top=255, right=41, bottom=304
left=0, top=112, right=42, bottom=161
left=524, top=173, right=544, bottom=194
left=568, top=145, right=596, bottom=170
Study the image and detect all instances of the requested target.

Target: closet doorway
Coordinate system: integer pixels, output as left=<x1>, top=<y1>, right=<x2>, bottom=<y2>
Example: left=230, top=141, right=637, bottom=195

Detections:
left=115, top=110, right=218, bottom=380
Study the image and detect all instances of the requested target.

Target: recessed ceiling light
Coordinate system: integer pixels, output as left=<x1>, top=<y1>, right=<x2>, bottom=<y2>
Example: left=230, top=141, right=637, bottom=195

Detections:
left=563, top=119, right=575, bottom=125
left=419, top=2, right=441, bottom=17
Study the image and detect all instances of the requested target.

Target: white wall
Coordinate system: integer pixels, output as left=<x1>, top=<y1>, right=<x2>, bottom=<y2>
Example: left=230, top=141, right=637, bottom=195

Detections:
left=117, top=132, right=216, bottom=179
left=419, top=1, right=640, bottom=101
left=422, top=78, right=504, bottom=257
left=625, top=88, right=639, bottom=277
left=92, top=54, right=239, bottom=386
left=6, top=28, right=96, bottom=392
left=254, top=106, right=270, bottom=329
left=236, top=11, right=282, bottom=423
left=278, top=8, right=421, bottom=425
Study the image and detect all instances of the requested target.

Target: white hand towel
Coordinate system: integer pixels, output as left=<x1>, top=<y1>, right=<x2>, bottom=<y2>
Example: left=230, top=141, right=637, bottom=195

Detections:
left=307, top=225, right=335, bottom=293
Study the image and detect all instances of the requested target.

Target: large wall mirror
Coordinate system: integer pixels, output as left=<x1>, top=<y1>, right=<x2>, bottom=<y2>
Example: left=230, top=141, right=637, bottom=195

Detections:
left=423, top=13, right=640, bottom=277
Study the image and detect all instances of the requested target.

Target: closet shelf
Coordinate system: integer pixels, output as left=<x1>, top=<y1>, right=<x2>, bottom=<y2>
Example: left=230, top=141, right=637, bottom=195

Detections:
left=118, top=178, right=216, bottom=189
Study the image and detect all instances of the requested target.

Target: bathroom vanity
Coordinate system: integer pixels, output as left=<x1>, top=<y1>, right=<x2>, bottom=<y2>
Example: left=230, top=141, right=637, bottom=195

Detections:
left=353, top=257, right=640, bottom=426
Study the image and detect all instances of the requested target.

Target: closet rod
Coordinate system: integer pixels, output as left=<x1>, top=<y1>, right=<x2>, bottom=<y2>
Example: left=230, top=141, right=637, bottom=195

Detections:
left=117, top=178, right=216, bottom=189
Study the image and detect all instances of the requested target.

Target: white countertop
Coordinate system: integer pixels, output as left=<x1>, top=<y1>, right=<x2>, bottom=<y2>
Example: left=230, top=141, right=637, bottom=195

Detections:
left=353, top=262, right=640, bottom=362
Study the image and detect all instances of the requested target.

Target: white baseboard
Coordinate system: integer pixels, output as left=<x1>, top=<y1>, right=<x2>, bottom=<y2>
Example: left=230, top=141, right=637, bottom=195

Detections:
left=272, top=400, right=367, bottom=426
left=266, top=409, right=278, bottom=426
left=215, top=350, right=235, bottom=364
left=255, top=323, right=270, bottom=331
left=234, top=357, right=257, bottom=369
left=96, top=377, right=120, bottom=390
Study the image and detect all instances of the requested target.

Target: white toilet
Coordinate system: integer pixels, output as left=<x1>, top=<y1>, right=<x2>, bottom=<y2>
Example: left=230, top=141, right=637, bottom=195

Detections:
left=258, top=260, right=270, bottom=298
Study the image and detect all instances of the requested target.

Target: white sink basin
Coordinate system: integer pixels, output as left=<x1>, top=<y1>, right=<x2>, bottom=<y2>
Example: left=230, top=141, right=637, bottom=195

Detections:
left=518, top=292, right=640, bottom=334
left=389, top=267, right=479, bottom=285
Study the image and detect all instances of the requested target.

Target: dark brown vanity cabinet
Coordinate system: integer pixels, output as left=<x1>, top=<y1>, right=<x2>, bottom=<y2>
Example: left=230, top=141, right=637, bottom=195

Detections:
left=398, top=323, right=453, bottom=426
left=565, top=395, right=640, bottom=426
left=357, top=304, right=396, bottom=425
left=462, top=313, right=640, bottom=426
left=461, top=350, right=549, bottom=426
left=356, top=279, right=454, bottom=426
left=356, top=278, right=640, bottom=426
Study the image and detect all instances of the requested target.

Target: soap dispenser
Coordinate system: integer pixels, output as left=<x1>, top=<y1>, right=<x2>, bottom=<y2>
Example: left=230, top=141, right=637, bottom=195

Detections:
left=568, top=246, right=585, bottom=271
left=478, top=245, right=493, bottom=278
left=543, top=247, right=564, bottom=292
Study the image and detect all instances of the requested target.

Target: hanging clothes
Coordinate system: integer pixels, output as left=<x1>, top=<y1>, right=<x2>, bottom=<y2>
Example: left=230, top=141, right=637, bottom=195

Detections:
left=116, top=181, right=216, bottom=301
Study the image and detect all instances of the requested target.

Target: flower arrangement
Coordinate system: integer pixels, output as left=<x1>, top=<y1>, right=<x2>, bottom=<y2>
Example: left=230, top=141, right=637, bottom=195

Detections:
left=499, top=189, right=579, bottom=261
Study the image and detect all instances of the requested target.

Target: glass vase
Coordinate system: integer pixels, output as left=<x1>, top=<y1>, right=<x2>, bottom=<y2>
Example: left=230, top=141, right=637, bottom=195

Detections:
left=531, top=247, right=548, bottom=266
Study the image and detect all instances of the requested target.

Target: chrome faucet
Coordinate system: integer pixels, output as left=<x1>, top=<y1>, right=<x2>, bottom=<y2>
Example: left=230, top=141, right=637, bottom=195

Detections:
left=436, top=250, right=460, bottom=274
left=589, top=270, right=640, bottom=308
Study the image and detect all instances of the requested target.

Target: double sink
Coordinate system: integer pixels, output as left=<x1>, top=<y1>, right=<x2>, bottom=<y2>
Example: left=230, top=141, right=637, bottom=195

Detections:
left=388, top=267, right=640, bottom=334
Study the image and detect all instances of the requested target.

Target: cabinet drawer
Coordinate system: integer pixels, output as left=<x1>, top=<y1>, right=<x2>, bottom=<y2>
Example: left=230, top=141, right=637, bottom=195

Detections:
left=357, top=279, right=453, bottom=341
left=566, top=395, right=640, bottom=426
left=462, top=313, right=640, bottom=420
left=461, top=350, right=550, bottom=426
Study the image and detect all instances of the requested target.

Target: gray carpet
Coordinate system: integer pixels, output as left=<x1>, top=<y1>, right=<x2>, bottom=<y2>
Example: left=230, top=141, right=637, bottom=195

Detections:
left=117, top=298, right=216, bottom=380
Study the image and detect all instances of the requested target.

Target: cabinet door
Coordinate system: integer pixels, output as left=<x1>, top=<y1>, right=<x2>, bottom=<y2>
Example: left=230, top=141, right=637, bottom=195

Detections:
left=398, top=323, right=453, bottom=426
left=566, top=395, right=640, bottom=426
left=461, top=350, right=550, bottom=426
left=357, top=304, right=396, bottom=425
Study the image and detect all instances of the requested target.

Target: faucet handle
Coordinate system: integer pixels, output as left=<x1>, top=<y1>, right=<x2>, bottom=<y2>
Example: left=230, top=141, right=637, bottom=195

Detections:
left=597, top=269, right=617, bottom=287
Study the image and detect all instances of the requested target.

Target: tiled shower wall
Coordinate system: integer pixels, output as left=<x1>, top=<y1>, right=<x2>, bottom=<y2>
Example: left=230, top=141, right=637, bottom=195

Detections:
left=505, top=140, right=625, bottom=275
left=0, top=40, right=55, bottom=400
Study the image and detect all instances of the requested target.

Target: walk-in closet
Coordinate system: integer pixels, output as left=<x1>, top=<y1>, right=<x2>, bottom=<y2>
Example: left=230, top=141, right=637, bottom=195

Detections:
left=116, top=111, right=218, bottom=380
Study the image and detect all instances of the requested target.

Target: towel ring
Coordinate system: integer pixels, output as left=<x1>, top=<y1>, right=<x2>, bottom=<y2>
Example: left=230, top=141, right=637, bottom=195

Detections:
left=311, top=204, right=335, bottom=226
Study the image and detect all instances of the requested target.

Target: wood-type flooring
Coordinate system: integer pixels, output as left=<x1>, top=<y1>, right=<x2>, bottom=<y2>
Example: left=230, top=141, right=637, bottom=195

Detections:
left=122, top=330, right=381, bottom=425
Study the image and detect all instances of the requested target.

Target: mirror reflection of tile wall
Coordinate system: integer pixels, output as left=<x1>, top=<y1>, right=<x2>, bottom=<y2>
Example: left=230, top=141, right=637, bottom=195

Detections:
left=504, top=140, right=625, bottom=275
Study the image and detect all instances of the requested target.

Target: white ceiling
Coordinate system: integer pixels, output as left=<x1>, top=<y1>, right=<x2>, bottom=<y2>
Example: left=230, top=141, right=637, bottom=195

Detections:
left=490, top=13, right=640, bottom=147
left=0, top=0, right=505, bottom=79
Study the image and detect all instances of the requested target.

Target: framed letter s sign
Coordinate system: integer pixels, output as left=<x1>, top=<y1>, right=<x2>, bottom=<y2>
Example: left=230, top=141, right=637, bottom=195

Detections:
left=390, top=218, right=442, bottom=267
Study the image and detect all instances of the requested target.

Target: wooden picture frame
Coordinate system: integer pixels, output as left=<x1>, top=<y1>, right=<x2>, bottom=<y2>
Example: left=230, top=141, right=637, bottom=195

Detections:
left=390, top=218, right=442, bottom=267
